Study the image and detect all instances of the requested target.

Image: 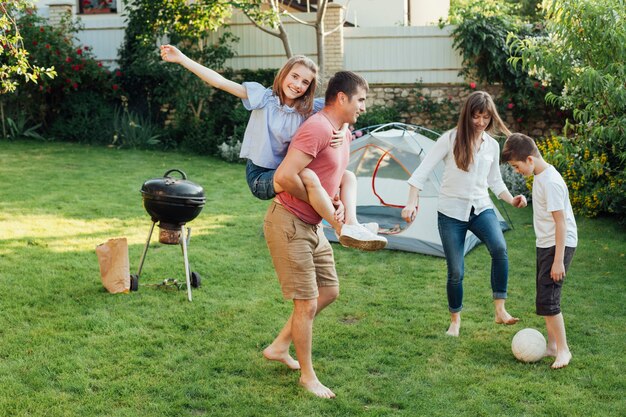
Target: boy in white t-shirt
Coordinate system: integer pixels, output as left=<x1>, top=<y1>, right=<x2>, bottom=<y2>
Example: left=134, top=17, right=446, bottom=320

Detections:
left=502, top=133, right=578, bottom=369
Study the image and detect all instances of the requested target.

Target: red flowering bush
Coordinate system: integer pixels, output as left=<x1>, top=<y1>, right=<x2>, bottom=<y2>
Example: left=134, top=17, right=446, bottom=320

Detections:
left=5, top=11, right=121, bottom=142
left=451, top=11, right=564, bottom=123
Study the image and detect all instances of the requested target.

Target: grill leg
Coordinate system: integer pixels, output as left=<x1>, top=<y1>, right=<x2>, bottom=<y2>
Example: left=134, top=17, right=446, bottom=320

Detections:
left=180, top=226, right=192, bottom=302
left=136, top=221, right=156, bottom=277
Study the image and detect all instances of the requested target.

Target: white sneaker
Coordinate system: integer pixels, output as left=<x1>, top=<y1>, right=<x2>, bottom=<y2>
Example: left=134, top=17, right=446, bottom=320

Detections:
left=361, top=222, right=379, bottom=235
left=339, top=224, right=387, bottom=251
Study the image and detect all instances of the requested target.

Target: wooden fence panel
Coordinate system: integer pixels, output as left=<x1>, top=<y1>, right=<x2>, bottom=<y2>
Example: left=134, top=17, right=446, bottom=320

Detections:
left=62, top=10, right=464, bottom=84
left=206, top=12, right=319, bottom=70
left=75, top=17, right=125, bottom=68
left=343, top=25, right=464, bottom=84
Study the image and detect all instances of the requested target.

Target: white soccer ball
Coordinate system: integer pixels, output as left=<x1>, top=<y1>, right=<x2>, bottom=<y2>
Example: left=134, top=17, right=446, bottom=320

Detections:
left=511, top=328, right=547, bottom=363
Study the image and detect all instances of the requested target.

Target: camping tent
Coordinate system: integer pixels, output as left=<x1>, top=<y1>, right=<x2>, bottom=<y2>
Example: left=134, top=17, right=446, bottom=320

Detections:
left=323, top=123, right=510, bottom=257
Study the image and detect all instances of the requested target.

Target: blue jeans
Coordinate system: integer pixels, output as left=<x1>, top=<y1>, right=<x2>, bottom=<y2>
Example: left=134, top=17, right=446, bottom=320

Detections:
left=245, top=160, right=276, bottom=200
left=437, top=208, right=508, bottom=313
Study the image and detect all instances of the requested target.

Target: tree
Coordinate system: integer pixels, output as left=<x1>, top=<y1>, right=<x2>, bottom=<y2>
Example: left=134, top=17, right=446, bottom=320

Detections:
left=118, top=0, right=237, bottom=117
left=1, top=0, right=57, bottom=139
left=0, top=1, right=56, bottom=94
left=118, top=0, right=242, bottom=154
left=234, top=0, right=349, bottom=80
left=509, top=0, right=626, bottom=219
left=233, top=0, right=294, bottom=58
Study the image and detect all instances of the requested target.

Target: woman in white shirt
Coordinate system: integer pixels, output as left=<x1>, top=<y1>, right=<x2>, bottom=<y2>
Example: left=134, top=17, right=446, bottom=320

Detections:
left=401, top=91, right=527, bottom=337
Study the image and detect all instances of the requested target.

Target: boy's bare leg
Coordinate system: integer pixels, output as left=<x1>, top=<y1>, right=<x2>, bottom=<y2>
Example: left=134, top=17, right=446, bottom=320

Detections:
left=544, top=313, right=571, bottom=369
left=263, top=314, right=300, bottom=370
left=293, top=287, right=338, bottom=398
left=494, top=298, right=520, bottom=325
left=544, top=315, right=557, bottom=357
left=446, top=312, right=461, bottom=336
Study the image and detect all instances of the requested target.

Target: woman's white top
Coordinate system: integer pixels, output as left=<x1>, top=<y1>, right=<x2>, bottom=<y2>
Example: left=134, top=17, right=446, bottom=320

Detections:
left=238, top=82, right=324, bottom=169
left=407, top=129, right=509, bottom=222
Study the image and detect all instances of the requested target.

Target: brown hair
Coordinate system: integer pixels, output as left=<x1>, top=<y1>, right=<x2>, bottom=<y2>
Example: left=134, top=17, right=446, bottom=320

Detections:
left=272, top=55, right=319, bottom=116
left=501, top=133, right=541, bottom=163
left=324, top=71, right=369, bottom=104
left=454, top=91, right=511, bottom=171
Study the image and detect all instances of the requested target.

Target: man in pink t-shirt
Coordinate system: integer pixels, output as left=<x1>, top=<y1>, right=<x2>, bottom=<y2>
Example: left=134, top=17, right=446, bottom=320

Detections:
left=262, top=71, right=369, bottom=399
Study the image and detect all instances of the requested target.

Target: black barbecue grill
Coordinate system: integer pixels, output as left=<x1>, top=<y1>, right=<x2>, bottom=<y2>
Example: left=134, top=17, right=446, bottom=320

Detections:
left=130, top=169, right=205, bottom=301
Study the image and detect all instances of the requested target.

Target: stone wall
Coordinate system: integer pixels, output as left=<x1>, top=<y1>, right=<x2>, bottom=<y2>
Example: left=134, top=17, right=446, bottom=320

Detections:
left=367, top=83, right=564, bottom=138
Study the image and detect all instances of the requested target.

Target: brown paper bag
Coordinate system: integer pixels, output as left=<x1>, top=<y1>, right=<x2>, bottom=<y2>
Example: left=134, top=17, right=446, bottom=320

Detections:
left=96, top=238, right=130, bottom=294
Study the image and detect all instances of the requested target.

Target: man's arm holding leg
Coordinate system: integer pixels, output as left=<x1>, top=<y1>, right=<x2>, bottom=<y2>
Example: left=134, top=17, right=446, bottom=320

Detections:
left=274, top=148, right=313, bottom=202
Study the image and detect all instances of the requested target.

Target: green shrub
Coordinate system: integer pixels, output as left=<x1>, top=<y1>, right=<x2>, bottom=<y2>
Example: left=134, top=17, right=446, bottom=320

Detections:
left=354, top=104, right=401, bottom=129
left=448, top=0, right=542, bottom=25
left=0, top=2, right=57, bottom=94
left=111, top=106, right=164, bottom=149
left=451, top=11, right=562, bottom=122
left=48, top=91, right=115, bottom=144
left=353, top=85, right=456, bottom=134
left=537, top=134, right=623, bottom=219
left=510, top=0, right=626, bottom=220
left=500, top=162, right=531, bottom=201
left=217, top=136, right=244, bottom=163
left=117, top=0, right=239, bottom=156
left=2, top=11, right=120, bottom=138
left=3, top=114, right=46, bottom=141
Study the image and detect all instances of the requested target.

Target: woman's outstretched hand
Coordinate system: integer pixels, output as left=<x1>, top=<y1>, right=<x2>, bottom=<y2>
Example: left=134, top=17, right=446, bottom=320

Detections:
left=160, top=45, right=184, bottom=64
left=511, top=195, right=527, bottom=208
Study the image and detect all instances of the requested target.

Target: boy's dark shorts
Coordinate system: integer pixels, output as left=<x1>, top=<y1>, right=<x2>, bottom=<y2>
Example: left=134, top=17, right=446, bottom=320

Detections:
left=536, top=246, right=576, bottom=316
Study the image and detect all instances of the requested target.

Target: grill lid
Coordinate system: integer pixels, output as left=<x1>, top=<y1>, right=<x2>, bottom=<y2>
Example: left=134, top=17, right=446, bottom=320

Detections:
left=141, top=169, right=206, bottom=204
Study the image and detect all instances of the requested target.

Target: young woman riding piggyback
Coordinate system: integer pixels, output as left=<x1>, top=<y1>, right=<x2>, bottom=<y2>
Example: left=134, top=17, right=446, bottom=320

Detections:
left=160, top=45, right=386, bottom=250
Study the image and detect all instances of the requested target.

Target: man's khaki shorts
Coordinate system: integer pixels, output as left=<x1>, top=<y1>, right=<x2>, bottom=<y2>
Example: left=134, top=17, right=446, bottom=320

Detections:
left=263, top=201, right=338, bottom=300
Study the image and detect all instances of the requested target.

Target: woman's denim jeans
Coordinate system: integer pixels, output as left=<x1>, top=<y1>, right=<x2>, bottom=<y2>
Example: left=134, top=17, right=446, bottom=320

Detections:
left=437, top=208, right=508, bottom=313
left=245, top=160, right=276, bottom=200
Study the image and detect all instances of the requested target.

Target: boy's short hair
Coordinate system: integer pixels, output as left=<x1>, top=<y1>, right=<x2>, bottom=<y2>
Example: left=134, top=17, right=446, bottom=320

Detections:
left=502, top=133, right=542, bottom=162
left=325, top=71, right=369, bottom=104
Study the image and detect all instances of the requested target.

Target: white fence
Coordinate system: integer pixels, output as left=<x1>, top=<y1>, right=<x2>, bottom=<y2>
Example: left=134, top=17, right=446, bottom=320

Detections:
left=36, top=5, right=464, bottom=85
left=344, top=26, right=464, bottom=84
left=34, top=1, right=126, bottom=68
left=75, top=15, right=126, bottom=68
left=206, top=12, right=464, bottom=84
left=206, top=12, right=320, bottom=70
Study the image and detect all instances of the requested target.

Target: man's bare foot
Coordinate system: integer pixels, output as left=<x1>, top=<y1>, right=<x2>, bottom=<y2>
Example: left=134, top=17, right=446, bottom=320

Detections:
left=446, top=320, right=460, bottom=337
left=299, top=377, right=336, bottom=399
left=551, top=350, right=572, bottom=369
left=263, top=346, right=300, bottom=370
left=495, top=312, right=520, bottom=325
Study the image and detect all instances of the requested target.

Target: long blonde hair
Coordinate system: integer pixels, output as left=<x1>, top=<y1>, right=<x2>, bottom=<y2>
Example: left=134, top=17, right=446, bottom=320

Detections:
left=272, top=55, right=319, bottom=116
left=454, top=91, right=511, bottom=171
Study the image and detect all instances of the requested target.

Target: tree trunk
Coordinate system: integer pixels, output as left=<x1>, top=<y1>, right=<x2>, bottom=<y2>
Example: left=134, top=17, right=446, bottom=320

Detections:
left=315, top=0, right=328, bottom=81
left=0, top=101, right=6, bottom=139
left=277, top=21, right=293, bottom=58
left=316, top=27, right=325, bottom=81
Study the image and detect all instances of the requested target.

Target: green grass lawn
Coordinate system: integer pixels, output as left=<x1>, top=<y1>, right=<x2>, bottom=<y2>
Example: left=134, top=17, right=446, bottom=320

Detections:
left=0, top=140, right=624, bottom=417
